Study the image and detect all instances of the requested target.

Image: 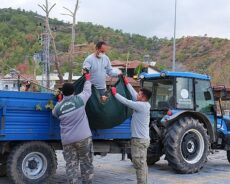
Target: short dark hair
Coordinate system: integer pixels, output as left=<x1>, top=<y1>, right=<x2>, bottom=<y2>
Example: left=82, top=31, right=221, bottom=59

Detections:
left=96, top=41, right=106, bottom=49
left=140, top=88, right=152, bottom=101
left=62, top=83, right=74, bottom=96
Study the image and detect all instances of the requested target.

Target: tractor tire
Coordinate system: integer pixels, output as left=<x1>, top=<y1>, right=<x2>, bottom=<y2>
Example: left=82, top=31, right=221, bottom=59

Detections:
left=147, top=143, right=161, bottom=165
left=147, top=122, right=163, bottom=165
left=127, top=153, right=132, bottom=161
left=0, top=153, right=8, bottom=177
left=147, top=154, right=160, bottom=165
left=7, top=141, right=57, bottom=184
left=127, top=150, right=160, bottom=165
left=227, top=151, right=230, bottom=163
left=164, top=117, right=209, bottom=174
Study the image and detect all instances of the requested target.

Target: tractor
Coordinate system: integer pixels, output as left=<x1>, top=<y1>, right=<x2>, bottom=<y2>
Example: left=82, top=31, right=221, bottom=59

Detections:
left=141, top=71, right=230, bottom=173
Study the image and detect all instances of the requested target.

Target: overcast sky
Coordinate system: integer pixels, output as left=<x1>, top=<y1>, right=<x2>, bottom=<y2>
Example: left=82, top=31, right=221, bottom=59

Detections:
left=1, top=0, right=230, bottom=39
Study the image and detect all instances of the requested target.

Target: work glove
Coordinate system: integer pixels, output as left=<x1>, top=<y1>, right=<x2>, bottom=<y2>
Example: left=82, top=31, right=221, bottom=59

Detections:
left=85, top=73, right=91, bottom=81
left=57, top=92, right=63, bottom=102
left=57, top=94, right=63, bottom=102
left=123, top=76, right=129, bottom=85
left=111, top=87, right=117, bottom=96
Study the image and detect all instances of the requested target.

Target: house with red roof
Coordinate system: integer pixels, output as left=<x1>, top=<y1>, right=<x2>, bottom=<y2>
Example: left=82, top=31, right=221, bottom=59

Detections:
left=105, top=60, right=159, bottom=91
left=111, top=60, right=159, bottom=77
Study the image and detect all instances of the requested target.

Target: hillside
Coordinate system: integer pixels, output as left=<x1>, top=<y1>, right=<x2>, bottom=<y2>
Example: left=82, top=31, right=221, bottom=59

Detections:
left=157, top=36, right=230, bottom=86
left=0, top=8, right=230, bottom=86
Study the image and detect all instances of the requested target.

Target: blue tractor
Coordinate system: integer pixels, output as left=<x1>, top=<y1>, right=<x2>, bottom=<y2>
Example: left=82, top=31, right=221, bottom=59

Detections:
left=142, top=71, right=230, bottom=173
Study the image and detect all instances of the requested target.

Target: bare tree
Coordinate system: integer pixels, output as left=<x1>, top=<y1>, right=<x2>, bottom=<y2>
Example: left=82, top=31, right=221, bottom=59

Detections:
left=62, top=0, right=79, bottom=82
left=38, top=0, right=64, bottom=85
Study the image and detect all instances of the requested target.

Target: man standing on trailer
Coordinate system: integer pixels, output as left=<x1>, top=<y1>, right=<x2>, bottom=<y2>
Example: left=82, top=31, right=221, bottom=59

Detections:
left=82, top=41, right=121, bottom=102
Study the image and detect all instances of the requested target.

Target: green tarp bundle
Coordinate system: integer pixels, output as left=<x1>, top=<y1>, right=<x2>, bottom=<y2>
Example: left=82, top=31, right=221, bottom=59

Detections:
left=73, top=76, right=133, bottom=129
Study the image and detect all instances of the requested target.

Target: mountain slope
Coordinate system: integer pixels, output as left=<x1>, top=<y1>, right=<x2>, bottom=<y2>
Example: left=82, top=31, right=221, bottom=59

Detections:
left=0, top=8, right=229, bottom=86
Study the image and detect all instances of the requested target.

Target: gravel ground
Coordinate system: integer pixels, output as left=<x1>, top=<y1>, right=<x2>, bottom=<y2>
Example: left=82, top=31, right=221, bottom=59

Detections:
left=1, top=150, right=230, bottom=184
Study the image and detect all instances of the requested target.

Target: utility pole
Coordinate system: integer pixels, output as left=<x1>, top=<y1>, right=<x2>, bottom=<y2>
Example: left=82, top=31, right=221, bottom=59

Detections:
left=38, top=0, right=64, bottom=88
left=125, top=51, right=130, bottom=76
left=43, top=0, right=51, bottom=88
left=172, top=0, right=177, bottom=71
left=40, top=26, right=51, bottom=89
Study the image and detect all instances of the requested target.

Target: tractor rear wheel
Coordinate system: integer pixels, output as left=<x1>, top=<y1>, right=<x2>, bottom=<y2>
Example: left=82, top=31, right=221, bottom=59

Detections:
left=164, top=117, right=209, bottom=173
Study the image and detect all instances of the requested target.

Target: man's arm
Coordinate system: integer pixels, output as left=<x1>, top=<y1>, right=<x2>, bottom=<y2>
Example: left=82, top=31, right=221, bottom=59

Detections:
left=115, top=93, right=143, bottom=112
left=106, top=58, right=119, bottom=77
left=52, top=103, right=60, bottom=118
left=126, top=83, right=138, bottom=101
left=123, top=77, right=138, bottom=101
left=83, top=57, right=91, bottom=71
left=78, top=80, right=92, bottom=104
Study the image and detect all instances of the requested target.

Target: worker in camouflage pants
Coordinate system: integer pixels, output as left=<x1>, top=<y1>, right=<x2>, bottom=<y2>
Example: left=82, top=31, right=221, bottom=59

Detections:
left=52, top=73, right=93, bottom=184
left=111, top=76, right=152, bottom=184
left=63, top=137, right=93, bottom=184
left=131, top=138, right=150, bottom=184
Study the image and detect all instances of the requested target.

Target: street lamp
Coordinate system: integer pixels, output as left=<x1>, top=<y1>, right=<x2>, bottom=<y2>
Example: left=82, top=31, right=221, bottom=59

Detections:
left=172, top=0, right=177, bottom=71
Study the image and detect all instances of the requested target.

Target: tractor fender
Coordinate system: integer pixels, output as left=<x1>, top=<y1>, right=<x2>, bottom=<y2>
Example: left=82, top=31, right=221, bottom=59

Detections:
left=161, top=110, right=215, bottom=143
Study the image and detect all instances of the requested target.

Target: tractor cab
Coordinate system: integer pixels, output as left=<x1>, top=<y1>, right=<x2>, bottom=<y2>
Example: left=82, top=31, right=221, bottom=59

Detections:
left=139, top=71, right=230, bottom=174
left=141, top=71, right=215, bottom=125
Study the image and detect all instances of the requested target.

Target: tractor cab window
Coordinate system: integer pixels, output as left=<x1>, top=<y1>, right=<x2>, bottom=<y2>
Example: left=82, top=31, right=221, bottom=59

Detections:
left=195, top=79, right=215, bottom=114
left=143, top=79, right=173, bottom=110
left=176, top=78, right=194, bottom=109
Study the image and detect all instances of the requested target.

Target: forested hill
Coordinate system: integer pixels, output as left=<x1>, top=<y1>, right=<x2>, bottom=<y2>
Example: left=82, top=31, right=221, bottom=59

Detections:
left=0, top=8, right=230, bottom=86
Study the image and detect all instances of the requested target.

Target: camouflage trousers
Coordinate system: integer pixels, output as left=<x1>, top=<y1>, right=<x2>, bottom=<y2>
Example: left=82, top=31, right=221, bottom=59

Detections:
left=131, top=138, right=150, bottom=184
left=63, top=137, right=94, bottom=184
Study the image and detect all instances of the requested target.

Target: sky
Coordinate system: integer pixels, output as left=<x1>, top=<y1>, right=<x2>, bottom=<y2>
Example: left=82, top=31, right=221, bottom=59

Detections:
left=1, top=0, right=230, bottom=39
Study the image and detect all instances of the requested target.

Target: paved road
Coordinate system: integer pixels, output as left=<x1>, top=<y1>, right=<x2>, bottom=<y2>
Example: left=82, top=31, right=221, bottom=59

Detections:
left=1, top=150, right=230, bottom=184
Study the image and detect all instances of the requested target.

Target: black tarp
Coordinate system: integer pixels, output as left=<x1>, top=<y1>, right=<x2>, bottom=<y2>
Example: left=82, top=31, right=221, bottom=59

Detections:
left=73, top=76, right=132, bottom=129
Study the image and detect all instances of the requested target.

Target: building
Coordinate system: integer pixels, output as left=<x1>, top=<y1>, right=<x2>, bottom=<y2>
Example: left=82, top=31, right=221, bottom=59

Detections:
left=111, top=60, right=159, bottom=78
left=0, top=74, right=34, bottom=91
left=36, top=72, right=81, bottom=90
left=105, top=60, right=159, bottom=91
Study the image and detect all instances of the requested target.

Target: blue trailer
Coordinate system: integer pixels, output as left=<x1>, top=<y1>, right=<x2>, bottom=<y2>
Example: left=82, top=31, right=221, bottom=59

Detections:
left=0, top=90, right=132, bottom=183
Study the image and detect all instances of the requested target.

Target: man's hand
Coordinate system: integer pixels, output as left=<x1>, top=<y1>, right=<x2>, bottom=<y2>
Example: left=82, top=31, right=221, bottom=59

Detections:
left=85, top=73, right=91, bottom=81
left=123, top=76, right=129, bottom=85
left=117, top=70, right=122, bottom=76
left=57, top=93, right=63, bottom=102
left=82, top=68, right=89, bottom=74
left=111, top=87, right=117, bottom=96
